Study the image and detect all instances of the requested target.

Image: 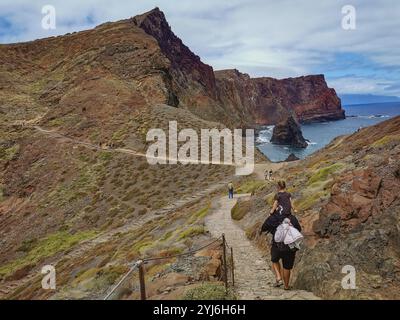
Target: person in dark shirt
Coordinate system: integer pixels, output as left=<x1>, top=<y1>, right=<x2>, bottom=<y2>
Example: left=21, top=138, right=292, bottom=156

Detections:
left=269, top=180, right=300, bottom=290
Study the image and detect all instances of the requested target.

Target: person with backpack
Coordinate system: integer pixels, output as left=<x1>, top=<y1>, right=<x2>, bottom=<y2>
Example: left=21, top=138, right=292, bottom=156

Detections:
left=260, top=180, right=302, bottom=290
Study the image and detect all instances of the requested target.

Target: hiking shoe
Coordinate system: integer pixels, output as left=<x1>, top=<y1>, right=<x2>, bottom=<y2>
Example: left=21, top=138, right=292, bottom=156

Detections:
left=273, top=279, right=283, bottom=287
left=284, top=286, right=291, bottom=291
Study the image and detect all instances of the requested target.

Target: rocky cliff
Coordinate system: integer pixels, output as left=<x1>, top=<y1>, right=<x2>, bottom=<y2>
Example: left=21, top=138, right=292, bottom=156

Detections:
left=270, top=115, right=308, bottom=148
left=215, top=69, right=345, bottom=125
left=130, top=9, right=345, bottom=127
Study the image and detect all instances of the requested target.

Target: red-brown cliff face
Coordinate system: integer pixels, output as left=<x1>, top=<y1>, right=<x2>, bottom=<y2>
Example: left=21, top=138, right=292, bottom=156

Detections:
left=132, top=8, right=220, bottom=120
left=215, top=69, right=345, bottom=125
left=132, top=9, right=345, bottom=127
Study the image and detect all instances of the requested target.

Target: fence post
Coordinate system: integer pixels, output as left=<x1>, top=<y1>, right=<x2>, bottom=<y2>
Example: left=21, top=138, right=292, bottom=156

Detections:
left=222, top=234, right=228, bottom=291
left=138, top=260, right=146, bottom=300
left=230, top=247, right=235, bottom=287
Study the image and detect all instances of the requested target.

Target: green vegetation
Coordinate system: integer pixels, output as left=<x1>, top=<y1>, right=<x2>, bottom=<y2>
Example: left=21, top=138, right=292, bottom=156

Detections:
left=0, top=185, right=4, bottom=202
left=49, top=154, right=109, bottom=206
left=98, top=151, right=113, bottom=163
left=160, top=231, right=174, bottom=242
left=0, top=144, right=20, bottom=161
left=231, top=200, right=251, bottom=221
left=0, top=230, right=97, bottom=278
left=371, top=135, right=400, bottom=147
left=295, top=190, right=328, bottom=211
left=183, top=283, right=236, bottom=300
left=236, top=180, right=266, bottom=194
left=187, top=205, right=210, bottom=224
left=111, top=126, right=129, bottom=144
left=48, top=118, right=65, bottom=127
left=177, top=226, right=205, bottom=240
left=72, top=265, right=128, bottom=291
left=307, top=163, right=344, bottom=185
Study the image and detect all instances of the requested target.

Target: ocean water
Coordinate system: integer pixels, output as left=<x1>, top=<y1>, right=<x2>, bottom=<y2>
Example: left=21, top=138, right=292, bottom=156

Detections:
left=256, top=102, right=400, bottom=162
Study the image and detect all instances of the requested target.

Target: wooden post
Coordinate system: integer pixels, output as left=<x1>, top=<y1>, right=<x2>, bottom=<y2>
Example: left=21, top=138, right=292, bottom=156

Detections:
left=222, top=234, right=228, bottom=291
left=138, top=261, right=146, bottom=300
left=230, top=247, right=235, bottom=287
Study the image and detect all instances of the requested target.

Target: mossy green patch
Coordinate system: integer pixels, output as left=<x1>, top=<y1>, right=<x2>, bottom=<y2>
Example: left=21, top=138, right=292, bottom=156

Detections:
left=187, top=205, right=210, bottom=224
left=231, top=200, right=251, bottom=221
left=371, top=135, right=400, bottom=147
left=0, top=144, right=20, bottom=161
left=0, top=185, right=4, bottom=202
left=307, top=163, right=344, bottom=185
left=183, top=282, right=236, bottom=300
left=236, top=180, right=266, bottom=194
left=0, top=230, right=97, bottom=278
left=160, top=231, right=174, bottom=242
left=98, top=151, right=113, bottom=163
left=177, top=226, right=205, bottom=240
left=72, top=265, right=128, bottom=291
left=295, top=190, right=328, bottom=211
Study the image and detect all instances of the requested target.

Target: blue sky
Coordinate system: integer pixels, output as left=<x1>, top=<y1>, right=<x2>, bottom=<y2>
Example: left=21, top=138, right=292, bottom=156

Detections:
left=0, top=0, right=399, bottom=97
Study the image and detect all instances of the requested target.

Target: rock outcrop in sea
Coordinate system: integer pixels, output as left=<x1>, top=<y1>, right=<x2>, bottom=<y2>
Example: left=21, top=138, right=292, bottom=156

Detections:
left=270, top=116, right=308, bottom=148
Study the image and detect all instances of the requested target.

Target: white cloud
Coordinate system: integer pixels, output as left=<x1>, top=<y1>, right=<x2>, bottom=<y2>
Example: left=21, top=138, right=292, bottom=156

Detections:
left=328, top=76, right=399, bottom=96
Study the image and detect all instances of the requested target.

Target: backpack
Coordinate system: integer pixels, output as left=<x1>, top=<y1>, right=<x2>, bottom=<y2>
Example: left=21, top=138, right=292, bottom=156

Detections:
left=260, top=211, right=286, bottom=235
left=274, top=218, right=303, bottom=250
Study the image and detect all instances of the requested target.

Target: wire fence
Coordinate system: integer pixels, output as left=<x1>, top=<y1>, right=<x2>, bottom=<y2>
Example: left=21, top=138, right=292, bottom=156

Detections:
left=103, top=234, right=235, bottom=300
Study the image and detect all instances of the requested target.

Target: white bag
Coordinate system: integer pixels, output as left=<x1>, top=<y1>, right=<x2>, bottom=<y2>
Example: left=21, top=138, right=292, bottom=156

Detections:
left=274, top=218, right=304, bottom=249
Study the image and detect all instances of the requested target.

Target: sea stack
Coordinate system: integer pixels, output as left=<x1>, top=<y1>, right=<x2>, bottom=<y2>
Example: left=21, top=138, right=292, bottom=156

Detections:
left=270, top=116, right=308, bottom=148
left=285, top=153, right=300, bottom=161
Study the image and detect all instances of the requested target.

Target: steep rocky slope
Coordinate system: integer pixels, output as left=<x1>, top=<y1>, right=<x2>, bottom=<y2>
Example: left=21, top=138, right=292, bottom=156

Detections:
left=234, top=116, right=400, bottom=299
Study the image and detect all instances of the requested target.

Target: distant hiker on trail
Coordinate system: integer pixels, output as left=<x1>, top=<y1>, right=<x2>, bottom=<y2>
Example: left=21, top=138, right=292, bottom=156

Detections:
left=228, top=182, right=234, bottom=199
left=269, top=169, right=273, bottom=181
left=265, top=169, right=270, bottom=181
left=260, top=180, right=302, bottom=290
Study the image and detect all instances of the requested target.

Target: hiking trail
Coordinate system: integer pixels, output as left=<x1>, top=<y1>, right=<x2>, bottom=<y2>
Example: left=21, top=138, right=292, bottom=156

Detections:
left=205, top=194, right=319, bottom=300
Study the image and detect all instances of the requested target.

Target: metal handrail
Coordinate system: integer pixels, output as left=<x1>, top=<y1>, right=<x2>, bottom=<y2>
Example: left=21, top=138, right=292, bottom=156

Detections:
left=142, top=237, right=222, bottom=263
left=103, top=261, right=140, bottom=300
left=103, top=235, right=233, bottom=300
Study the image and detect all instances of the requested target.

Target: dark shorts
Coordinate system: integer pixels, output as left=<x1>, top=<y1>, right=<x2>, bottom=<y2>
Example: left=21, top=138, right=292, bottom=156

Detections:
left=271, top=245, right=296, bottom=270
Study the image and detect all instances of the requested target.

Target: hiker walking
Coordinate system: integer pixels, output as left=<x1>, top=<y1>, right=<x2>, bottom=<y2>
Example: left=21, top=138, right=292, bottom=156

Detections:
left=269, top=169, right=273, bottom=181
left=265, top=169, right=270, bottom=181
left=228, top=182, right=234, bottom=199
left=260, top=180, right=302, bottom=290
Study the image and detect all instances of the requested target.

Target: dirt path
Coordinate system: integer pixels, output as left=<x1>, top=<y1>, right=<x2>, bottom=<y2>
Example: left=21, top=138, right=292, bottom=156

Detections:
left=253, top=161, right=299, bottom=181
left=33, top=125, right=236, bottom=166
left=205, top=194, right=319, bottom=300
